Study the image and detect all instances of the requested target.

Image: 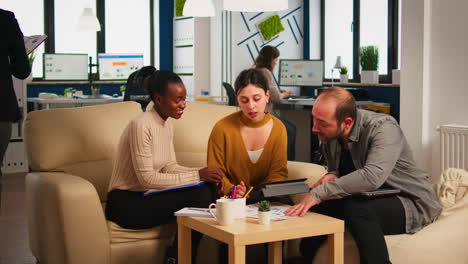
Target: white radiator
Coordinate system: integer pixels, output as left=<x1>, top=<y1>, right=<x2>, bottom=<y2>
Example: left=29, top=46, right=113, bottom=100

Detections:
left=439, top=124, right=468, bottom=172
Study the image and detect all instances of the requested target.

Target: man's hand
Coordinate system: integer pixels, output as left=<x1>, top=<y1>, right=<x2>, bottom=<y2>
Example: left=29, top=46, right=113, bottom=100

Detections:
left=199, top=167, right=223, bottom=183
left=312, top=173, right=337, bottom=188
left=284, top=194, right=318, bottom=217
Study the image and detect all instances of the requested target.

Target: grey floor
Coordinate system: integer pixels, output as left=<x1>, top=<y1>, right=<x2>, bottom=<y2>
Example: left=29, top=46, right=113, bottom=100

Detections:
left=0, top=172, right=36, bottom=264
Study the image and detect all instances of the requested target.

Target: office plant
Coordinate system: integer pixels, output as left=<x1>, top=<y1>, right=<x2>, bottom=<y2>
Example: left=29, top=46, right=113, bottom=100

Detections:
left=339, top=66, right=349, bottom=83
left=258, top=15, right=285, bottom=41
left=359, top=45, right=379, bottom=83
left=258, top=200, right=271, bottom=225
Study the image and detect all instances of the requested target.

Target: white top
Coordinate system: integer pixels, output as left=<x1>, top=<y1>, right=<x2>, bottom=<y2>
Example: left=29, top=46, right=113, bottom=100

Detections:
left=247, top=148, right=264, bottom=163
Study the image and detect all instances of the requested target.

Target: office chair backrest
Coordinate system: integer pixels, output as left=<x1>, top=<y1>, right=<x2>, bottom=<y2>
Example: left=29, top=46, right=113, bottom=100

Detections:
left=124, top=65, right=156, bottom=110
left=222, top=82, right=237, bottom=106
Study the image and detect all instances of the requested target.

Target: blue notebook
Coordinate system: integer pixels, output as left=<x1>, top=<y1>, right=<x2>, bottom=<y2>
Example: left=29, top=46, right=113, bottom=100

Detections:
left=143, top=181, right=205, bottom=197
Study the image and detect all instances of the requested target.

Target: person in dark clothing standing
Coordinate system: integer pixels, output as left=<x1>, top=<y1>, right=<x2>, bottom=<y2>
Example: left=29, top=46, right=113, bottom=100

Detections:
left=0, top=9, right=31, bottom=175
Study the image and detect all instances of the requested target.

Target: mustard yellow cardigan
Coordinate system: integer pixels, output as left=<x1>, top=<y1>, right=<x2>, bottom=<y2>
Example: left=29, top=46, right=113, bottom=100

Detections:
left=207, top=111, right=288, bottom=195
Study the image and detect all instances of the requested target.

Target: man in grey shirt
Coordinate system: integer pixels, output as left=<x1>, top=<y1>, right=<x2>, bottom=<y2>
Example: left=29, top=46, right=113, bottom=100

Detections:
left=285, top=87, right=441, bottom=264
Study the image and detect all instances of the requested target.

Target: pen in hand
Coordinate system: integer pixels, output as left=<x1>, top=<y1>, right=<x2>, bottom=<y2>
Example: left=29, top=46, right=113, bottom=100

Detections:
left=243, top=186, right=254, bottom=198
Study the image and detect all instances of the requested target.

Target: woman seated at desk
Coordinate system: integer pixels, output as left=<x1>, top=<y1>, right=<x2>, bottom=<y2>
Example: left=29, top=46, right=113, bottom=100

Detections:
left=105, top=70, right=223, bottom=264
left=207, top=68, right=288, bottom=199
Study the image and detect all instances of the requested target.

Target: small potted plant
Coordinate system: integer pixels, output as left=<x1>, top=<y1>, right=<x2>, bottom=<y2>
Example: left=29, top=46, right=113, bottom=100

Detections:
left=64, top=87, right=74, bottom=98
left=257, top=200, right=271, bottom=225
left=339, top=66, right=348, bottom=83
left=359, top=45, right=379, bottom=84
left=120, top=85, right=126, bottom=98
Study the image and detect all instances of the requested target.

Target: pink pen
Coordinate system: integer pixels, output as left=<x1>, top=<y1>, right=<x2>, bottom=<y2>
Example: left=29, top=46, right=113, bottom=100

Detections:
left=232, top=186, right=237, bottom=198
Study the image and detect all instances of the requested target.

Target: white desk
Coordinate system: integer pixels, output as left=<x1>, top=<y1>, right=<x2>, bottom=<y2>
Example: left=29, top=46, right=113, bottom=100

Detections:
left=27, top=96, right=123, bottom=110
left=280, top=99, right=376, bottom=106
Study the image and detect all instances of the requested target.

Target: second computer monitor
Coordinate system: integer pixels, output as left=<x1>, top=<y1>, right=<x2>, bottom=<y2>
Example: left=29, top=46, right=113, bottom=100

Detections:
left=279, top=59, right=324, bottom=87
left=98, top=53, right=144, bottom=80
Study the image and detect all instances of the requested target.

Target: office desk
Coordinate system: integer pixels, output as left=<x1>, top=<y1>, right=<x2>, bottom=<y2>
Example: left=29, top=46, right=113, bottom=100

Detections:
left=27, top=96, right=123, bottom=110
left=177, top=212, right=344, bottom=264
left=280, top=99, right=375, bottom=106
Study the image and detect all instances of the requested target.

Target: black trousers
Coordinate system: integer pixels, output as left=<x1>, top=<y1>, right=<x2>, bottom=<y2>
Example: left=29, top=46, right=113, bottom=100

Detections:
left=105, top=183, right=218, bottom=263
left=0, top=122, right=12, bottom=174
left=300, top=196, right=406, bottom=264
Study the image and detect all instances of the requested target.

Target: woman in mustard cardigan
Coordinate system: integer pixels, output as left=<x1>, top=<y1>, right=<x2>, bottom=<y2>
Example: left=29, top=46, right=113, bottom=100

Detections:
left=207, top=68, right=288, bottom=198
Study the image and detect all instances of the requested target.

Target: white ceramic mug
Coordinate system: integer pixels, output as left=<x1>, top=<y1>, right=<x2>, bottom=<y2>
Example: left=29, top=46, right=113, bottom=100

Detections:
left=209, top=199, right=236, bottom=226
left=232, top=198, right=246, bottom=218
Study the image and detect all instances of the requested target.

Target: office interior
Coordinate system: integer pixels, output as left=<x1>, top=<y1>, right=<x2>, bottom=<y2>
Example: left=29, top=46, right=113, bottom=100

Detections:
left=1, top=0, right=468, bottom=263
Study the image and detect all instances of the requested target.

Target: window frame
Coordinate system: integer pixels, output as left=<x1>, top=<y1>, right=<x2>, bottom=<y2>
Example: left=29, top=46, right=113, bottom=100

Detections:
left=320, top=0, right=399, bottom=83
left=37, top=0, right=155, bottom=81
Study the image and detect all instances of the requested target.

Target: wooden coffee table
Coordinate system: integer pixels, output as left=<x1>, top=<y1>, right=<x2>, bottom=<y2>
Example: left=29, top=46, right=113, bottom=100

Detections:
left=177, top=212, right=344, bottom=264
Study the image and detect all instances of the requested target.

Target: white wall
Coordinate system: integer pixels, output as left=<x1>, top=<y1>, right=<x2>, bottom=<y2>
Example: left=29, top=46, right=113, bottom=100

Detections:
left=401, top=0, right=468, bottom=181
left=210, top=0, right=305, bottom=96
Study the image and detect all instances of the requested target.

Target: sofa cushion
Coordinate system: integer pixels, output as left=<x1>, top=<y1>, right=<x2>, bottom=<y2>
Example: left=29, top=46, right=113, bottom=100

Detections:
left=107, top=221, right=176, bottom=244
left=24, top=102, right=142, bottom=201
left=172, top=102, right=238, bottom=165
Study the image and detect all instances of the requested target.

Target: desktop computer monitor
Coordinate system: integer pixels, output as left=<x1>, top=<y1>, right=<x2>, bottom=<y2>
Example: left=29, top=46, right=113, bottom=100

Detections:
left=278, top=59, right=324, bottom=87
left=98, top=53, right=144, bottom=80
left=43, top=53, right=89, bottom=81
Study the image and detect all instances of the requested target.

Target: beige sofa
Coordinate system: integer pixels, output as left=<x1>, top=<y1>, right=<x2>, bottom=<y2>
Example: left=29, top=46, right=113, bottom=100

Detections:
left=24, top=101, right=327, bottom=264
left=24, top=101, right=468, bottom=264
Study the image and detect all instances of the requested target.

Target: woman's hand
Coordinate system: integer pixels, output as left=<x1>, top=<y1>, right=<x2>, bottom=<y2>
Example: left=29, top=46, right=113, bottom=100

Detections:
left=284, top=194, right=318, bottom=217
left=199, top=167, right=223, bottom=183
left=235, top=181, right=247, bottom=198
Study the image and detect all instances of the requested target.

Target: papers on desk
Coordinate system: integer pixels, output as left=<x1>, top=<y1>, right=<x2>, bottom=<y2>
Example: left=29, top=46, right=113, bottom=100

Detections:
left=174, top=207, right=213, bottom=218
left=286, top=96, right=315, bottom=101
left=246, top=204, right=292, bottom=221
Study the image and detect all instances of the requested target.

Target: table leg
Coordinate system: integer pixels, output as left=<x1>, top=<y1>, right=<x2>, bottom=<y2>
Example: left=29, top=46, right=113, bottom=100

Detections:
left=34, top=102, right=38, bottom=111
left=178, top=224, right=192, bottom=264
left=268, top=241, right=282, bottom=264
left=328, top=232, right=344, bottom=264
left=228, top=244, right=245, bottom=264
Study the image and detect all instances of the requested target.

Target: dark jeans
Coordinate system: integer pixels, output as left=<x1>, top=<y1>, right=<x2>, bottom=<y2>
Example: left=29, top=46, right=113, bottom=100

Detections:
left=105, top=183, right=218, bottom=263
left=300, top=196, right=406, bottom=264
left=0, top=122, right=12, bottom=175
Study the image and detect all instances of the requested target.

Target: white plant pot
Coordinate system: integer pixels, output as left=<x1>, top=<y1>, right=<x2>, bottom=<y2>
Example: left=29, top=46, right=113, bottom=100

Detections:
left=340, top=74, right=348, bottom=83
left=361, top=71, right=379, bottom=84
left=121, top=91, right=125, bottom=98
left=392, top=69, right=400, bottom=84
left=258, top=211, right=271, bottom=225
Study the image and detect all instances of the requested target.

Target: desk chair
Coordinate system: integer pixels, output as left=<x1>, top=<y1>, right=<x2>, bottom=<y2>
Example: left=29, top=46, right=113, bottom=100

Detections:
left=124, top=66, right=156, bottom=110
left=222, top=82, right=237, bottom=106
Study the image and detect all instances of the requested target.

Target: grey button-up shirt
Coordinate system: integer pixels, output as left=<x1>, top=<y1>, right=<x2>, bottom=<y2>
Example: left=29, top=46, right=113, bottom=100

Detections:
left=311, top=109, right=442, bottom=233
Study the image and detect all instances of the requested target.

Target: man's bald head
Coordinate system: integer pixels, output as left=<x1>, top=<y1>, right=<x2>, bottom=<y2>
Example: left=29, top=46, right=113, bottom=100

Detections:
left=316, top=86, right=357, bottom=125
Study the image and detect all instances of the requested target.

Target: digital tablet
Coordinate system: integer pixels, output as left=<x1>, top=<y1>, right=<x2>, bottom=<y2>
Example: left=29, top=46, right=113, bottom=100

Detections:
left=359, top=189, right=401, bottom=197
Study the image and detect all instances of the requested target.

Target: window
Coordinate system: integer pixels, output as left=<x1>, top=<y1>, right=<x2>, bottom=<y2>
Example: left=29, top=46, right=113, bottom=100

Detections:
left=360, top=0, right=388, bottom=75
left=324, top=0, right=354, bottom=79
left=322, top=0, right=400, bottom=82
left=55, top=0, right=98, bottom=69
left=2, top=1, right=159, bottom=80
left=105, top=0, right=151, bottom=66
left=2, top=0, right=44, bottom=77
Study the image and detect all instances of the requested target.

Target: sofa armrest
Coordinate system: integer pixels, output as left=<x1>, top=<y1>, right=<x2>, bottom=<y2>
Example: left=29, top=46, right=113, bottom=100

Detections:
left=287, top=161, right=327, bottom=204
left=26, top=172, right=110, bottom=264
